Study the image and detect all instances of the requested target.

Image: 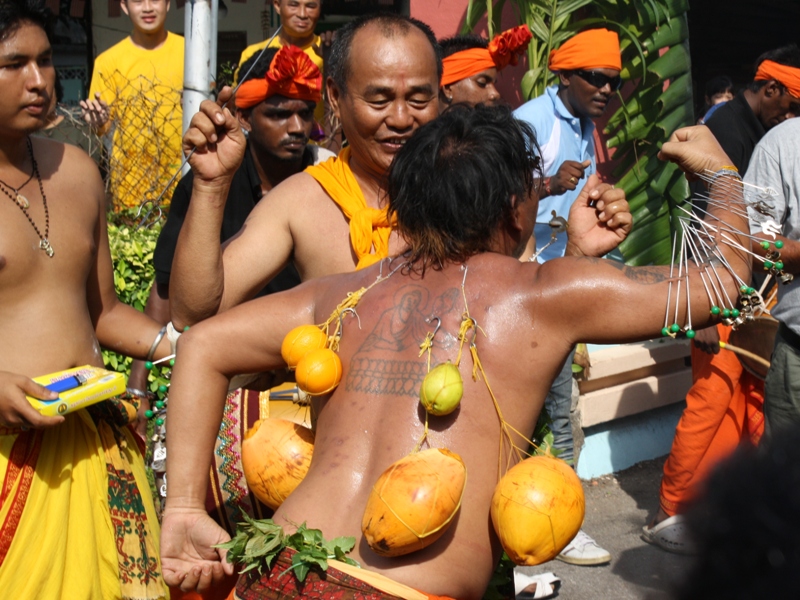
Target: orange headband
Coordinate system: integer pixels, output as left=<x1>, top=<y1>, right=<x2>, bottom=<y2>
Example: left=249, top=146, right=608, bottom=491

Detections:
left=235, top=45, right=322, bottom=108
left=440, top=25, right=532, bottom=87
left=755, top=59, right=800, bottom=99
left=548, top=28, right=621, bottom=72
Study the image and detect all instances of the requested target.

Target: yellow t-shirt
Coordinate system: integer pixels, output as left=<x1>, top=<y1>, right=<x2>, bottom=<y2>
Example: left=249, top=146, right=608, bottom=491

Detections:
left=234, top=34, right=325, bottom=124
left=89, top=32, right=184, bottom=211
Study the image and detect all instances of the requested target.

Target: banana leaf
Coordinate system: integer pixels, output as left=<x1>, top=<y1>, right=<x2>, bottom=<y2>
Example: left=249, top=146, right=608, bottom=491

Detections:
left=642, top=14, right=689, bottom=53
left=635, top=0, right=689, bottom=29
left=606, top=117, right=656, bottom=148
left=605, top=87, right=662, bottom=132
left=622, top=236, right=672, bottom=266
left=619, top=215, right=671, bottom=254
left=652, top=99, right=695, bottom=140
left=656, top=73, right=693, bottom=115
left=644, top=41, right=691, bottom=84
left=648, top=161, right=682, bottom=196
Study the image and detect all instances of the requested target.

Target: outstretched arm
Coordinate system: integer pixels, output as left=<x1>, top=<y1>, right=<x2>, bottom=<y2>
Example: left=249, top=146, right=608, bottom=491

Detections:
left=542, top=126, right=752, bottom=346
left=162, top=280, right=320, bottom=591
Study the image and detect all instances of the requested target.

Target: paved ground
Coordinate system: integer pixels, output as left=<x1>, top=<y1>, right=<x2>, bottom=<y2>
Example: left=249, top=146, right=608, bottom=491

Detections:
left=515, top=456, right=694, bottom=600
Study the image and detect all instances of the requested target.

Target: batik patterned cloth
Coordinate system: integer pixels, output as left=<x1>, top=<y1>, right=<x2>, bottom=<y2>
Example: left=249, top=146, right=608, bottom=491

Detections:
left=0, top=393, right=166, bottom=599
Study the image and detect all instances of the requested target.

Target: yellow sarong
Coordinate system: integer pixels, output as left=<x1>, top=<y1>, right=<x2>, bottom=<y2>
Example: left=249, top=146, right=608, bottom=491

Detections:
left=305, top=147, right=397, bottom=269
left=0, top=397, right=166, bottom=599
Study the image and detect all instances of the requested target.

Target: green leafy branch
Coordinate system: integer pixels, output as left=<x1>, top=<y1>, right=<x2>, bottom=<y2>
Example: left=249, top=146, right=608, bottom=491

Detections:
left=218, top=516, right=358, bottom=582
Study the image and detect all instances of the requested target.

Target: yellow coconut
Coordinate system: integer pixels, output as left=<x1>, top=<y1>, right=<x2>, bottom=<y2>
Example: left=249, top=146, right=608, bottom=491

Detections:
left=491, top=455, right=585, bottom=565
left=241, top=418, right=315, bottom=510
left=362, top=448, right=467, bottom=557
left=295, top=348, right=343, bottom=396
left=419, top=362, right=463, bottom=416
left=281, top=325, right=329, bottom=368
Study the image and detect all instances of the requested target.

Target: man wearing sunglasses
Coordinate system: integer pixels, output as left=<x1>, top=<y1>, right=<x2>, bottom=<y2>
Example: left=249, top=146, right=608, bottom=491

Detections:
left=512, top=27, right=623, bottom=568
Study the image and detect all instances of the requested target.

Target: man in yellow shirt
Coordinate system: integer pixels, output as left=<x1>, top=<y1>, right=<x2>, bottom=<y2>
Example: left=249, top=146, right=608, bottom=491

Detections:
left=81, top=0, right=183, bottom=211
left=236, top=0, right=326, bottom=124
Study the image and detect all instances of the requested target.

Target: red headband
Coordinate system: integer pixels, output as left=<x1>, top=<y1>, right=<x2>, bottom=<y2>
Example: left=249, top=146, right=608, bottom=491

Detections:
left=548, top=28, right=621, bottom=72
left=755, top=60, right=800, bottom=99
left=235, top=45, right=322, bottom=108
left=441, top=25, right=532, bottom=87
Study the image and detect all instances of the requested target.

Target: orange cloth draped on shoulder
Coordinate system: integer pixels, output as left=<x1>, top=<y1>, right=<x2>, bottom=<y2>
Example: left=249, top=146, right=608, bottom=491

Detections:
left=548, top=28, right=622, bottom=72
left=659, top=324, right=764, bottom=517
left=440, top=25, right=533, bottom=86
left=235, top=45, right=322, bottom=109
left=755, top=59, right=800, bottom=99
left=305, top=146, right=397, bottom=270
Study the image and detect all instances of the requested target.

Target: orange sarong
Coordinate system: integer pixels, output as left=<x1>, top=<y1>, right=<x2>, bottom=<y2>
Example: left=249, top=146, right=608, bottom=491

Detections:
left=660, top=324, right=764, bottom=516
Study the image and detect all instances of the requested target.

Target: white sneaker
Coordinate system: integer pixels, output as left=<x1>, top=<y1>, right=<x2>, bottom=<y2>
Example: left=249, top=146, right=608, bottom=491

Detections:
left=556, top=529, right=611, bottom=565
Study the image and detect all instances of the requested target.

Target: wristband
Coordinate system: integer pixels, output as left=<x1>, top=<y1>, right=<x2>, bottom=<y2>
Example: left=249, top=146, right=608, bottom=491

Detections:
left=146, top=325, right=168, bottom=362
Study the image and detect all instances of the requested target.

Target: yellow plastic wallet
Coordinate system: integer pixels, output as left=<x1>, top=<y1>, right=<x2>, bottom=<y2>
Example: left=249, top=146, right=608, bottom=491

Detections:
left=27, top=365, right=127, bottom=417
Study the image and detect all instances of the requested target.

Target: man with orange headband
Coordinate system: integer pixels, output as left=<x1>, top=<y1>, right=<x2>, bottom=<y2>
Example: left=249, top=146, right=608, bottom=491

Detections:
left=643, top=43, right=800, bottom=554
left=438, top=25, right=532, bottom=110
left=512, top=27, right=623, bottom=567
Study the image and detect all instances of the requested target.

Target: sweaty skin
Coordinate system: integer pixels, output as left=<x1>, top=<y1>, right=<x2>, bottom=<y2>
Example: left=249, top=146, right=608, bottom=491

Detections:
left=160, top=126, right=752, bottom=597
left=0, top=23, right=169, bottom=428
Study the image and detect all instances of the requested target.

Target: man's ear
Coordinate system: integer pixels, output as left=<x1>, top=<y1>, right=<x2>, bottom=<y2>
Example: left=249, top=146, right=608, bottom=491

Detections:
left=327, top=76, right=343, bottom=120
left=120, top=0, right=129, bottom=17
left=236, top=108, right=252, bottom=132
left=764, top=80, right=782, bottom=98
left=558, top=71, right=571, bottom=87
left=508, top=194, right=525, bottom=232
left=440, top=83, right=454, bottom=104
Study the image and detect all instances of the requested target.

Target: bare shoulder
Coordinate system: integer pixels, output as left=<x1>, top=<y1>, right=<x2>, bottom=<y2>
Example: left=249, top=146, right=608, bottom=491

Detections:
left=30, top=136, right=104, bottom=211
left=31, top=136, right=102, bottom=184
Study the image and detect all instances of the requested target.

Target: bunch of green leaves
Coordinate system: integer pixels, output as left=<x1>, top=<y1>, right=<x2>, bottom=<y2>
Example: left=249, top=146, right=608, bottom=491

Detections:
left=101, top=217, right=170, bottom=397
left=218, top=516, right=358, bottom=582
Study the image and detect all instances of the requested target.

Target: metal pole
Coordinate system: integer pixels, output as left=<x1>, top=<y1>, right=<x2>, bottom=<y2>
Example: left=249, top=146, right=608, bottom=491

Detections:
left=210, top=0, right=219, bottom=84
left=183, top=0, right=212, bottom=173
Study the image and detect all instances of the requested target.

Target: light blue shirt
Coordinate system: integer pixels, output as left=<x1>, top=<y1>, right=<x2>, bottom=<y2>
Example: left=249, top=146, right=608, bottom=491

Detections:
left=514, top=85, right=597, bottom=262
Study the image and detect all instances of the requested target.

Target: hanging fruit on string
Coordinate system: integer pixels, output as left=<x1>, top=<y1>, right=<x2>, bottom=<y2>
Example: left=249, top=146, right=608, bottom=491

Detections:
left=419, top=361, right=463, bottom=416
left=242, top=418, right=315, bottom=510
left=295, top=348, right=343, bottom=396
left=281, top=324, right=329, bottom=368
left=490, top=454, right=584, bottom=565
left=362, top=448, right=467, bottom=557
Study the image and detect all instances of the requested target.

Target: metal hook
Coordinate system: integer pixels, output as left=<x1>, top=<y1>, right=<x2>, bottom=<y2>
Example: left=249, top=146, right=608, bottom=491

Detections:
left=136, top=200, right=163, bottom=229
left=464, top=316, right=479, bottom=347
left=338, top=307, right=361, bottom=331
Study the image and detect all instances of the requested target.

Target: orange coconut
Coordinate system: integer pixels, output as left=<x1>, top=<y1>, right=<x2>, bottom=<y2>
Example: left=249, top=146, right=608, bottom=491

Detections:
left=241, top=418, right=315, bottom=510
left=295, top=348, right=343, bottom=396
left=281, top=324, right=329, bottom=368
left=362, top=448, right=467, bottom=557
left=491, top=454, right=585, bottom=565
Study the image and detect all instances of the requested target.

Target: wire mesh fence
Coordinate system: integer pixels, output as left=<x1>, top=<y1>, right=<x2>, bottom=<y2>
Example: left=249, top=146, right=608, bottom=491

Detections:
left=39, top=71, right=184, bottom=214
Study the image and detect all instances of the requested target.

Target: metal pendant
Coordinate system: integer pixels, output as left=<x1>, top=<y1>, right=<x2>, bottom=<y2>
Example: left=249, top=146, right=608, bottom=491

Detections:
left=39, top=238, right=54, bottom=257
left=15, top=193, right=29, bottom=209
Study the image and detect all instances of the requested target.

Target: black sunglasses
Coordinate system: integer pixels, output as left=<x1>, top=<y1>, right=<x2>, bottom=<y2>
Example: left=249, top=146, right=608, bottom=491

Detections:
left=573, top=70, right=622, bottom=91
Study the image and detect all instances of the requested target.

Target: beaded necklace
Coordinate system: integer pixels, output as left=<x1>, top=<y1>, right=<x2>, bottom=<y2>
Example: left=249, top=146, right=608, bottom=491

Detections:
left=1, top=137, right=53, bottom=257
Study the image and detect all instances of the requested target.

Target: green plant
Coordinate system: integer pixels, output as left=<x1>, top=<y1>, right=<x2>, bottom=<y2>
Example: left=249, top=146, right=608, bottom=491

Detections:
left=219, top=517, right=358, bottom=581
left=102, top=219, right=161, bottom=379
left=463, top=0, right=694, bottom=266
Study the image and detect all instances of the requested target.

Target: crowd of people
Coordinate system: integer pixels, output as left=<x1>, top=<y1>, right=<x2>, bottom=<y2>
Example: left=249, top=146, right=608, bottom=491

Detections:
left=2, top=0, right=800, bottom=599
